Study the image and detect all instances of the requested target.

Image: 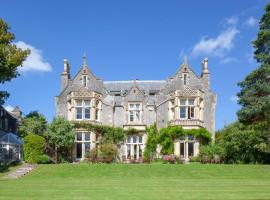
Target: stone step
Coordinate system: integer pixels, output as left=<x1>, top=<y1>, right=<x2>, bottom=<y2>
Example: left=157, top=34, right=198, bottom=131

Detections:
left=2, top=163, right=38, bottom=179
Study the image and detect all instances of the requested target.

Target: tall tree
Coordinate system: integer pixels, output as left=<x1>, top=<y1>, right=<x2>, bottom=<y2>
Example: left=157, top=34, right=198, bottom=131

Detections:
left=19, top=111, right=47, bottom=137
left=0, top=18, right=30, bottom=105
left=237, top=3, right=270, bottom=125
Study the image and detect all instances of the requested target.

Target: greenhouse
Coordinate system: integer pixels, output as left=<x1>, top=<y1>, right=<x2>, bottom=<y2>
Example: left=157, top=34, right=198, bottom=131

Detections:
left=0, top=131, right=23, bottom=164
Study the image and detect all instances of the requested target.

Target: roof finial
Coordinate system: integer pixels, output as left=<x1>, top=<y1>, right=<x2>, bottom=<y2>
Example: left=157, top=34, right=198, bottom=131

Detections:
left=83, top=52, right=87, bottom=67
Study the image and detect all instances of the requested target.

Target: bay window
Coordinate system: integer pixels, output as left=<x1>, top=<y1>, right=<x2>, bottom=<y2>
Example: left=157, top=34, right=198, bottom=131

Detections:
left=75, top=100, right=91, bottom=120
left=179, top=98, right=195, bottom=119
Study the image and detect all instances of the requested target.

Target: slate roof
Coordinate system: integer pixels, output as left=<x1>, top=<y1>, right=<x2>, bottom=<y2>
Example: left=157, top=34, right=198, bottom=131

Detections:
left=103, top=80, right=166, bottom=94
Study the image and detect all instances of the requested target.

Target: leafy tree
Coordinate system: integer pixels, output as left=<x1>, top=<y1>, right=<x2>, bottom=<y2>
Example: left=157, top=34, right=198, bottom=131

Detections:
left=216, top=121, right=270, bottom=164
left=237, top=3, right=270, bottom=125
left=19, top=111, right=47, bottom=137
left=0, top=18, right=30, bottom=105
left=45, top=117, right=75, bottom=162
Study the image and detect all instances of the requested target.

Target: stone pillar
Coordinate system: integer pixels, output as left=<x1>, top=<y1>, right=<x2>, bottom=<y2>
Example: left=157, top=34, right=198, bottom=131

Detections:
left=174, top=140, right=180, bottom=156
left=90, top=99, right=96, bottom=121
left=194, top=142, right=199, bottom=157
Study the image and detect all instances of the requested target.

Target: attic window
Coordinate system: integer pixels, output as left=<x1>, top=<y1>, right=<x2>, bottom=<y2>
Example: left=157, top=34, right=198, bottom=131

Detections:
left=133, top=90, right=136, bottom=93
left=183, top=73, right=188, bottom=85
left=82, top=75, right=88, bottom=87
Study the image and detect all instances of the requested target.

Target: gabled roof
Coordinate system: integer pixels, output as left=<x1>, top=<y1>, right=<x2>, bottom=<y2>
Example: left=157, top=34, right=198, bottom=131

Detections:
left=174, top=57, right=200, bottom=79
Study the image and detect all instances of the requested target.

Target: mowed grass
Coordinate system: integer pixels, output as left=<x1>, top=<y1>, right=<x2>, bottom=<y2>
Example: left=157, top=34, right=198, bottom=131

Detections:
left=0, top=164, right=270, bottom=200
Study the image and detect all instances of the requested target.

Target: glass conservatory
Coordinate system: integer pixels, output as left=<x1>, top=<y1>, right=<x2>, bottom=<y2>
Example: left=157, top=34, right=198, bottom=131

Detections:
left=0, top=132, right=23, bottom=164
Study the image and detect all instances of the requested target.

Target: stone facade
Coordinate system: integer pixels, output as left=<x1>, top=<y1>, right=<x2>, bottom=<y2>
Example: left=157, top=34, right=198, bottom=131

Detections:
left=55, top=55, right=217, bottom=161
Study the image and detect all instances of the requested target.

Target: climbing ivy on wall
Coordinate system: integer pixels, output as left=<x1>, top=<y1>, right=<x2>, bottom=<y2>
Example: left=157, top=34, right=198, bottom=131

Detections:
left=143, top=123, right=159, bottom=161
left=72, top=121, right=126, bottom=144
left=146, top=125, right=212, bottom=156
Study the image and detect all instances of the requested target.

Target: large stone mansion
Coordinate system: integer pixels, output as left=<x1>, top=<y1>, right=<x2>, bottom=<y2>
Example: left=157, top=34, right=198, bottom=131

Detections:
left=55, top=55, right=217, bottom=161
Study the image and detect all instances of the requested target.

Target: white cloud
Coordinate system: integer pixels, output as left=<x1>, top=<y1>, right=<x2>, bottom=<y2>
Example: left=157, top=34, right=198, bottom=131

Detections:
left=4, top=105, right=14, bottom=112
left=244, top=17, right=257, bottom=27
left=230, top=95, right=239, bottom=103
left=220, top=57, right=238, bottom=64
left=191, top=27, right=239, bottom=57
left=15, top=41, right=52, bottom=72
left=225, top=16, right=238, bottom=26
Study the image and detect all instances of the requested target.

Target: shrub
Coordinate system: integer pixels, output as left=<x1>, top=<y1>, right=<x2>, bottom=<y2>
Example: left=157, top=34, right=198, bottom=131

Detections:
left=24, top=134, right=46, bottom=163
left=189, top=156, right=200, bottom=162
left=199, top=144, right=224, bottom=163
left=162, top=154, right=177, bottom=164
left=36, top=154, right=51, bottom=164
left=99, top=143, right=118, bottom=163
left=86, top=148, right=98, bottom=163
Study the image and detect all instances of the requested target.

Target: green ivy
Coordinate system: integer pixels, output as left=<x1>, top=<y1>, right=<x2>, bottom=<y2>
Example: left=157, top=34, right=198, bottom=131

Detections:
left=72, top=121, right=126, bottom=144
left=145, top=125, right=212, bottom=155
left=143, top=123, right=158, bottom=161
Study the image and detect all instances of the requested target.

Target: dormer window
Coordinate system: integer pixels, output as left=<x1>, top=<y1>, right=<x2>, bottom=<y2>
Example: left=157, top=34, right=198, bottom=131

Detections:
left=183, top=73, right=188, bottom=85
left=82, top=75, right=88, bottom=87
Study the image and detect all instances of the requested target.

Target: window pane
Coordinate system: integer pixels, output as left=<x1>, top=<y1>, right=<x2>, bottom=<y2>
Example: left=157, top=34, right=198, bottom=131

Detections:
left=188, top=142, right=194, bottom=156
left=133, top=136, right=137, bottom=143
left=76, top=100, right=82, bottom=106
left=85, top=142, right=91, bottom=152
left=84, top=133, right=90, bottom=141
left=180, top=107, right=186, bottom=119
left=129, top=104, right=134, bottom=109
left=129, top=111, right=134, bottom=122
left=127, top=136, right=132, bottom=143
left=184, top=74, right=187, bottom=85
left=135, top=104, right=140, bottom=110
left=135, top=111, right=140, bottom=121
left=127, top=144, right=131, bottom=159
left=83, top=76, right=87, bottom=87
left=188, top=99, right=195, bottom=105
left=84, top=100, right=90, bottom=107
left=190, top=107, right=194, bottom=119
left=85, top=107, right=90, bottom=119
left=180, top=99, right=186, bottom=105
left=76, top=108, right=83, bottom=119
left=188, top=135, right=194, bottom=140
left=76, top=133, right=82, bottom=141
left=139, top=136, right=142, bottom=143
left=180, top=142, right=185, bottom=157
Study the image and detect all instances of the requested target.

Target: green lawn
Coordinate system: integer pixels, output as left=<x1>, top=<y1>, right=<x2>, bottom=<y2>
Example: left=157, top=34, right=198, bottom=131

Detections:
left=0, top=164, right=270, bottom=200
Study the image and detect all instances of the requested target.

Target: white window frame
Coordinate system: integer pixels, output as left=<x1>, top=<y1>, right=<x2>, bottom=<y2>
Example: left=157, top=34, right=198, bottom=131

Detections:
left=75, top=99, right=91, bottom=121
left=126, top=135, right=143, bottom=160
left=179, top=98, right=195, bottom=120
left=128, top=103, right=142, bottom=123
left=75, top=132, right=91, bottom=159
left=82, top=75, right=88, bottom=87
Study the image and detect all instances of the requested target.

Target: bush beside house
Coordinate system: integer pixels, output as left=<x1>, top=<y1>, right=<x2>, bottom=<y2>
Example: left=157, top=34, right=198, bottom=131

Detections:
left=23, top=134, right=49, bottom=164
